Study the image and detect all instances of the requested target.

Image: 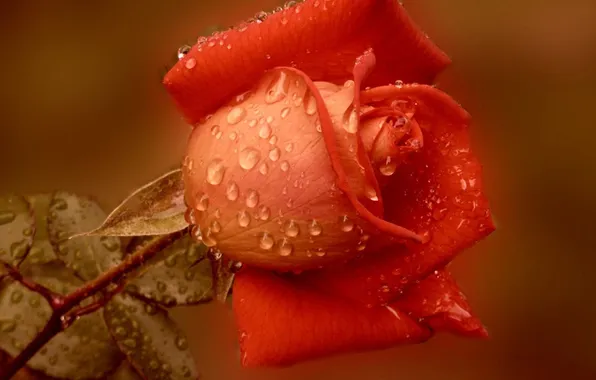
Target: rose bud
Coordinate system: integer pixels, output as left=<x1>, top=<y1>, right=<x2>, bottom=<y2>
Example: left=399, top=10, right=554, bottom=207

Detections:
left=165, top=0, right=494, bottom=367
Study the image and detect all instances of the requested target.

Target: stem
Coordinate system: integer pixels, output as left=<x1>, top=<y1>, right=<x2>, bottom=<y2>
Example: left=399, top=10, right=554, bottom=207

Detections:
left=0, top=230, right=186, bottom=380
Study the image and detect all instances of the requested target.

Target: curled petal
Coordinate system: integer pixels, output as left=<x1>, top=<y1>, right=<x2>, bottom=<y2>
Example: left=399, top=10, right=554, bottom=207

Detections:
left=302, top=85, right=495, bottom=305
left=164, top=0, right=450, bottom=124
left=233, top=268, right=431, bottom=367
left=392, top=270, right=488, bottom=338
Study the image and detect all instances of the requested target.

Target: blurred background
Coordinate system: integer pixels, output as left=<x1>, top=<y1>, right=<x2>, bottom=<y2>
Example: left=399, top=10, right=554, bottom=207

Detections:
left=1, top=0, right=595, bottom=379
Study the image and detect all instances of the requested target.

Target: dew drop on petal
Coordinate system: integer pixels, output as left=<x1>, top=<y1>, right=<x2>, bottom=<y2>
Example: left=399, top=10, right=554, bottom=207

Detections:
left=210, top=125, right=220, bottom=136
left=237, top=210, right=251, bottom=227
left=265, top=71, right=290, bottom=104
left=284, top=143, right=294, bottom=153
left=239, top=147, right=261, bottom=170
left=308, top=220, right=322, bottom=236
left=379, top=157, right=397, bottom=176
left=340, top=215, right=354, bottom=232
left=201, top=228, right=218, bottom=247
left=365, top=185, right=379, bottom=201
left=185, top=58, right=197, bottom=70
left=269, top=135, right=278, bottom=145
left=280, top=161, right=290, bottom=172
left=245, top=189, right=260, bottom=208
left=259, top=233, right=274, bottom=250
left=206, top=159, right=226, bottom=185
left=304, top=92, right=317, bottom=115
left=258, top=162, right=269, bottom=175
left=227, top=107, right=247, bottom=125
left=196, top=193, right=209, bottom=211
left=257, top=205, right=271, bottom=221
left=259, top=124, right=272, bottom=139
left=280, top=107, right=291, bottom=119
left=226, top=181, right=239, bottom=201
left=211, top=220, right=222, bottom=233
left=269, top=147, right=281, bottom=161
left=283, top=220, right=300, bottom=237
left=278, top=238, right=293, bottom=256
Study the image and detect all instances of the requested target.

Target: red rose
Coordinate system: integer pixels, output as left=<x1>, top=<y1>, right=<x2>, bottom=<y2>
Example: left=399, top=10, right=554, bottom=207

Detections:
left=164, top=0, right=494, bottom=367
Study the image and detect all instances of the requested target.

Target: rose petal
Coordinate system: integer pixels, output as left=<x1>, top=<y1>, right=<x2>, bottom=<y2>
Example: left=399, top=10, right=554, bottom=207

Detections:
left=302, top=85, right=495, bottom=305
left=183, top=67, right=417, bottom=270
left=392, top=270, right=488, bottom=338
left=164, top=0, right=450, bottom=124
left=233, top=268, right=431, bottom=367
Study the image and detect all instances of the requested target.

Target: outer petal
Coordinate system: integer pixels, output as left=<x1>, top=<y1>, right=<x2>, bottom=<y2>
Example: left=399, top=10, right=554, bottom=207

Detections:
left=392, top=270, right=488, bottom=338
left=303, top=85, right=495, bottom=305
left=183, top=68, right=418, bottom=270
left=233, top=268, right=431, bottom=367
left=164, top=0, right=450, bottom=124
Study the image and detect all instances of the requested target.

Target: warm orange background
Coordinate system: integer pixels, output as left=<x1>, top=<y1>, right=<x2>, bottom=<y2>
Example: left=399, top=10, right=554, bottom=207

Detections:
left=1, top=0, right=595, bottom=379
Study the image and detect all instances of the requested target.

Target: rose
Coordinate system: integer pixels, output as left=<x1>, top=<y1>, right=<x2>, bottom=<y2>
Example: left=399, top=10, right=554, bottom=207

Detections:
left=164, top=0, right=494, bottom=367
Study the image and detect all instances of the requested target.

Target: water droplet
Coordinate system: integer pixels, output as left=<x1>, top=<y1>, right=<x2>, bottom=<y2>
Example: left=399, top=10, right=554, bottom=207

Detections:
left=206, top=159, right=226, bottom=185
left=237, top=210, right=251, bottom=227
left=177, top=45, right=191, bottom=59
left=175, top=336, right=189, bottom=350
left=269, top=135, right=278, bottom=145
left=269, top=147, right=281, bottom=161
left=308, top=220, right=322, bottom=236
left=286, top=198, right=294, bottom=208
left=248, top=119, right=257, bottom=128
left=196, top=193, right=209, bottom=211
left=1, top=320, right=16, bottom=333
left=259, top=124, right=272, bottom=139
left=344, top=80, right=355, bottom=88
left=210, top=125, right=220, bottom=136
left=315, top=119, right=322, bottom=132
left=226, top=181, right=239, bottom=201
left=245, top=189, right=260, bottom=208
left=280, top=161, right=290, bottom=172
left=258, top=162, right=269, bottom=175
left=229, top=131, right=238, bottom=141
left=157, top=281, right=167, bottom=293
left=379, top=157, right=397, bottom=176
left=239, top=147, right=261, bottom=170
left=340, top=215, right=354, bottom=232
left=304, top=92, right=317, bottom=115
left=201, top=228, right=218, bottom=247
left=227, top=107, right=247, bottom=125
left=283, top=220, right=300, bottom=237
left=185, top=58, right=197, bottom=69
left=280, top=107, right=291, bottom=119
left=123, top=338, right=137, bottom=348
left=343, top=106, right=359, bottom=133
left=211, top=220, right=222, bottom=233
left=365, top=185, right=379, bottom=201
left=257, top=205, right=271, bottom=221
left=184, top=208, right=196, bottom=225
left=266, top=115, right=274, bottom=124
left=278, top=238, right=293, bottom=256
left=357, top=243, right=366, bottom=251
left=315, top=249, right=326, bottom=257
left=254, top=11, right=268, bottom=22
left=259, top=233, right=274, bottom=250
left=284, top=142, right=294, bottom=153
left=10, top=290, right=23, bottom=304
left=0, top=211, right=17, bottom=226
left=265, top=71, right=290, bottom=104
left=394, top=79, right=404, bottom=87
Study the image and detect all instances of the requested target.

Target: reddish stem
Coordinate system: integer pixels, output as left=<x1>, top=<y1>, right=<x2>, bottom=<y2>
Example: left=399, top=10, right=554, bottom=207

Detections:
left=0, top=230, right=186, bottom=380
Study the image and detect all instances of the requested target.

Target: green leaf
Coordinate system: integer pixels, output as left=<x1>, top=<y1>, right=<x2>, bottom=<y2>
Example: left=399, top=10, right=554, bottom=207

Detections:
left=210, top=253, right=237, bottom=303
left=20, top=194, right=58, bottom=267
left=47, top=191, right=123, bottom=280
left=78, top=169, right=188, bottom=237
left=104, top=294, right=199, bottom=380
left=0, top=194, right=34, bottom=266
left=125, top=235, right=212, bottom=307
left=107, top=362, right=144, bottom=380
left=0, top=262, right=121, bottom=379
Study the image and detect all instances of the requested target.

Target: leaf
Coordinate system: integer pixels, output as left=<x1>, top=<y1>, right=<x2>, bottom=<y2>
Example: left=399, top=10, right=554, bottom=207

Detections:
left=79, top=169, right=189, bottom=237
left=0, top=194, right=35, bottom=266
left=104, top=294, right=199, bottom=380
left=0, top=262, right=121, bottom=379
left=20, top=194, right=58, bottom=267
left=210, top=253, right=237, bottom=303
left=125, top=235, right=212, bottom=307
left=0, top=350, right=52, bottom=380
left=107, top=361, right=144, bottom=380
left=47, top=191, right=123, bottom=280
